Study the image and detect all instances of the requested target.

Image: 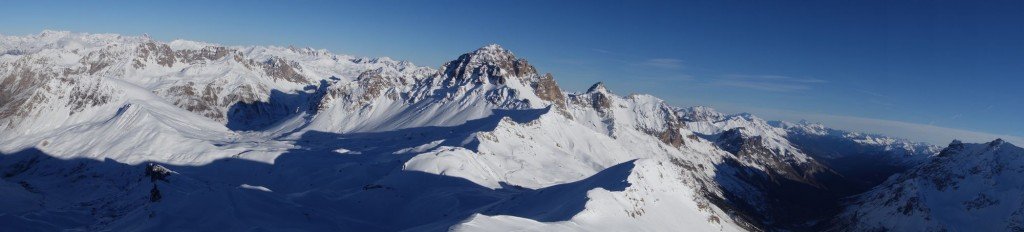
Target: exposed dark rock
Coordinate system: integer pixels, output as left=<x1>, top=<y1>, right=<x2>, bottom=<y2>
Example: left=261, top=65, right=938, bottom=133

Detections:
left=584, top=82, right=613, bottom=113
left=436, top=44, right=539, bottom=92
left=145, top=163, right=171, bottom=182
left=136, top=42, right=177, bottom=67
left=65, top=77, right=111, bottom=114
left=439, top=45, right=537, bottom=86
left=150, top=184, right=162, bottom=202
left=0, top=62, right=58, bottom=122
left=657, top=124, right=686, bottom=147
left=531, top=73, right=571, bottom=117
left=963, top=193, right=999, bottom=211
left=175, top=46, right=231, bottom=63
left=262, top=57, right=307, bottom=83
left=1, top=54, right=115, bottom=126
left=164, top=81, right=228, bottom=120
left=531, top=73, right=565, bottom=108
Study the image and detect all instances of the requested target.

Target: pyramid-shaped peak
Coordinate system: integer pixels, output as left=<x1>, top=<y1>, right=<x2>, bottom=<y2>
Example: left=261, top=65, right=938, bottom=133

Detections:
left=990, top=138, right=1006, bottom=147
left=466, top=44, right=517, bottom=60
left=439, top=44, right=537, bottom=80
left=587, top=82, right=609, bottom=94
left=478, top=44, right=507, bottom=52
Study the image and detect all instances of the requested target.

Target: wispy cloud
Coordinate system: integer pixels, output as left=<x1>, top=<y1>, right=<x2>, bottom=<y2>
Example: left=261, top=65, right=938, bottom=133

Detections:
left=590, top=48, right=614, bottom=54
left=551, top=58, right=588, bottom=65
left=634, top=74, right=695, bottom=82
left=587, top=48, right=686, bottom=69
left=639, top=58, right=685, bottom=69
left=855, top=89, right=887, bottom=98
left=867, top=99, right=896, bottom=108
left=853, top=89, right=896, bottom=108
left=711, top=74, right=825, bottom=92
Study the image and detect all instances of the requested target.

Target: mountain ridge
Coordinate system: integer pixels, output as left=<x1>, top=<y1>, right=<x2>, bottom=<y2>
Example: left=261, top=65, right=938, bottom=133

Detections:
left=0, top=31, right=1012, bottom=231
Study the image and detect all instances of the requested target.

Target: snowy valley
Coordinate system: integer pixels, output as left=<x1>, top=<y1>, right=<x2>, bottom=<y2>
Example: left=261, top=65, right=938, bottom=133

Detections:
left=0, top=31, right=1019, bottom=231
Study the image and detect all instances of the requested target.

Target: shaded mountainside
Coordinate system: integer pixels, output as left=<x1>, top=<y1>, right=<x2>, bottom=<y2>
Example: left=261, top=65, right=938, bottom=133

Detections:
left=833, top=139, right=1024, bottom=232
left=2, top=31, right=1008, bottom=231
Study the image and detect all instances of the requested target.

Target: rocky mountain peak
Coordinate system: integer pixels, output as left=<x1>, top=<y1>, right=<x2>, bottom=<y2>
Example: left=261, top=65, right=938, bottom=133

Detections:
left=989, top=138, right=1006, bottom=147
left=586, top=82, right=609, bottom=94
left=439, top=44, right=538, bottom=85
left=464, top=44, right=517, bottom=65
left=476, top=43, right=509, bottom=54
left=576, top=82, right=613, bottom=113
left=419, top=44, right=569, bottom=109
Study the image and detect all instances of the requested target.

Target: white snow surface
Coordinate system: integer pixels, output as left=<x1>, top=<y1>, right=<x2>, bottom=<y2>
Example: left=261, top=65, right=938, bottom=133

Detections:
left=836, top=139, right=1024, bottom=231
left=0, top=31, right=980, bottom=231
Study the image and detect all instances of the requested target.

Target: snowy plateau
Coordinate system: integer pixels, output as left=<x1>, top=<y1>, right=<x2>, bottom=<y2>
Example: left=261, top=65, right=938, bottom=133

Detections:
left=0, top=31, right=1021, bottom=232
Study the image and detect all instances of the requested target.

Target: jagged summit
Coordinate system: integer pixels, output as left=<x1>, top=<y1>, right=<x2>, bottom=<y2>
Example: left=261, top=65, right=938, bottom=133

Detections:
left=586, top=82, right=609, bottom=94
left=438, top=44, right=537, bottom=82
left=409, top=43, right=569, bottom=110
left=990, top=138, right=1007, bottom=146
left=464, top=43, right=518, bottom=64
left=476, top=43, right=508, bottom=53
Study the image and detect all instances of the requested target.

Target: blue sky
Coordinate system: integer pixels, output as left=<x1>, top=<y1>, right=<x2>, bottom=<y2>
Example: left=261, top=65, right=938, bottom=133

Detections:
left=2, top=0, right=1021, bottom=144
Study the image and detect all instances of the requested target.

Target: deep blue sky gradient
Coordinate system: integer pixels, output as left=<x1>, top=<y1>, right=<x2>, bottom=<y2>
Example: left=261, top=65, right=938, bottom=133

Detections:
left=2, top=0, right=1021, bottom=143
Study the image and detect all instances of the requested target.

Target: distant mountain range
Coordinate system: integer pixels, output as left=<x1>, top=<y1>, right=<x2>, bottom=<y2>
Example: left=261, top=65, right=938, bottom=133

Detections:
left=0, top=31, right=1018, bottom=231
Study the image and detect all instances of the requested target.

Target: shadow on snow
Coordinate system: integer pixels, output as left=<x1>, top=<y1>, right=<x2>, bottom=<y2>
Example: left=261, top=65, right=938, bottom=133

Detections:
left=0, top=106, right=634, bottom=231
left=225, top=80, right=330, bottom=131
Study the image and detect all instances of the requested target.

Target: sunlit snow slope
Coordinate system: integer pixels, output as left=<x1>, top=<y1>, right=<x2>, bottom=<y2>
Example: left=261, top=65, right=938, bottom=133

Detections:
left=3, top=31, right=1006, bottom=232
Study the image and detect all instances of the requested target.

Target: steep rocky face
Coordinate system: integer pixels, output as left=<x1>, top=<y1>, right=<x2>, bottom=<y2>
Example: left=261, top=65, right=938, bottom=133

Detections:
left=0, top=61, right=56, bottom=121
left=135, top=42, right=177, bottom=67
left=176, top=46, right=233, bottom=64
left=318, top=68, right=409, bottom=111
left=530, top=73, right=565, bottom=109
left=573, top=82, right=614, bottom=114
left=656, top=121, right=688, bottom=147
left=565, top=82, right=695, bottom=148
left=716, top=128, right=829, bottom=183
left=135, top=41, right=243, bottom=69
left=0, top=55, right=118, bottom=129
left=439, top=44, right=537, bottom=86
left=407, top=44, right=564, bottom=111
left=261, top=57, right=307, bottom=83
left=161, top=81, right=225, bottom=120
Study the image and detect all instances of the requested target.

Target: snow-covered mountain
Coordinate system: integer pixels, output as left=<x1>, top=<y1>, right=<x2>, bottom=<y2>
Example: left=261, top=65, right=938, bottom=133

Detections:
left=0, top=31, right=1009, bottom=231
left=834, top=139, right=1024, bottom=231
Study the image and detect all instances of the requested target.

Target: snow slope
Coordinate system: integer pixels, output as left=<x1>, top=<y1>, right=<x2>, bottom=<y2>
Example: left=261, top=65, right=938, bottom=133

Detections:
left=0, top=31, right=982, bottom=232
left=834, top=139, right=1024, bottom=231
